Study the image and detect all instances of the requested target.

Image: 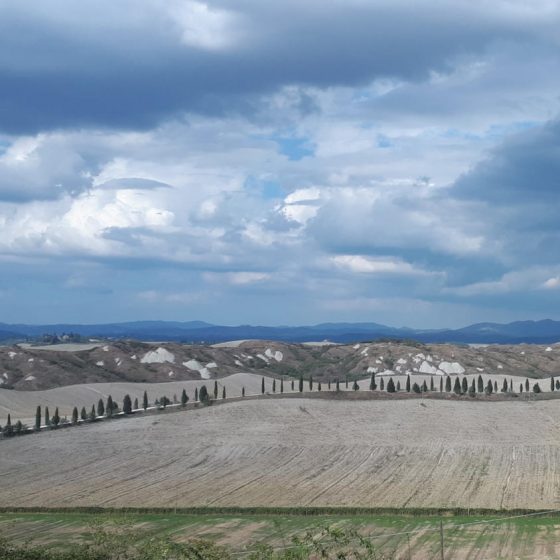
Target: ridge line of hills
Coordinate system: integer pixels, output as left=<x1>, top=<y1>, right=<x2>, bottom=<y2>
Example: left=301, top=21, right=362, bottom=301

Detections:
left=1, top=318, right=560, bottom=344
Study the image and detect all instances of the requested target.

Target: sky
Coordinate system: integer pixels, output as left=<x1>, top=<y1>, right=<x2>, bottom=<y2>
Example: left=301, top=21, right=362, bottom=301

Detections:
left=0, top=0, right=560, bottom=328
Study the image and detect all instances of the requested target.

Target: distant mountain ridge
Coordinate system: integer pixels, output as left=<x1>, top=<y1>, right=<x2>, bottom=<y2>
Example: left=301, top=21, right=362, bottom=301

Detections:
left=1, top=319, right=560, bottom=344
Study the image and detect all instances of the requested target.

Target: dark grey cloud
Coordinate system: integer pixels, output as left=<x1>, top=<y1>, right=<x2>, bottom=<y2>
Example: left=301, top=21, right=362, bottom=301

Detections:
left=0, top=0, right=549, bottom=134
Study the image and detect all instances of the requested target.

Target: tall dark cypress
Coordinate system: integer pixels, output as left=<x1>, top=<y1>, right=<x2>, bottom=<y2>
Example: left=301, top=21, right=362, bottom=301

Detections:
left=80, top=407, right=87, bottom=421
left=369, top=373, right=377, bottom=390
left=222, top=386, right=226, bottom=399
left=72, top=407, right=79, bottom=424
left=107, top=395, right=113, bottom=417
left=280, top=378, right=284, bottom=393
left=494, top=381, right=498, bottom=393
left=298, top=375, right=303, bottom=392
left=134, top=397, right=139, bottom=410
left=502, top=379, right=508, bottom=393
left=461, top=377, right=468, bottom=394
left=318, top=381, right=322, bottom=391
left=336, top=379, right=340, bottom=391
left=453, top=377, right=462, bottom=395
left=272, top=379, right=276, bottom=393
left=214, top=380, right=218, bottom=399
left=477, top=374, right=484, bottom=393
left=262, top=377, right=265, bottom=394
left=309, top=376, right=313, bottom=391
left=181, top=389, right=188, bottom=406
left=35, top=406, right=41, bottom=431
left=123, top=394, right=132, bottom=414
left=445, top=376, right=452, bottom=392
left=387, top=378, right=395, bottom=393
left=380, top=378, right=384, bottom=391
left=439, top=377, right=443, bottom=392
left=45, top=406, right=50, bottom=426
left=90, top=405, right=96, bottom=421
left=195, top=387, right=199, bottom=401
left=525, top=379, right=529, bottom=392
left=242, top=386, right=245, bottom=397
left=291, top=379, right=294, bottom=391
left=97, top=399, right=105, bottom=417
left=52, top=407, right=60, bottom=427
left=143, top=390, right=148, bottom=410
left=430, top=377, right=435, bottom=391
left=406, top=375, right=411, bottom=392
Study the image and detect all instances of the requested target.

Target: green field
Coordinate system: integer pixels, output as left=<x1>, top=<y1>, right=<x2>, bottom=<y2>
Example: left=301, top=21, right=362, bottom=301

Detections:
left=1, top=510, right=560, bottom=559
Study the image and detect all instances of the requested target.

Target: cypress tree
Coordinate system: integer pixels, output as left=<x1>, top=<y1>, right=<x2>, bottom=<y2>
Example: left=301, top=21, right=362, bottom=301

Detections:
left=80, top=407, right=87, bottom=421
left=89, top=405, right=96, bottom=421
left=345, top=376, right=348, bottom=389
left=181, top=389, right=188, bottom=406
left=509, top=379, right=512, bottom=392
left=97, top=399, right=105, bottom=417
left=281, top=378, right=284, bottom=393
left=52, top=407, right=60, bottom=427
left=328, top=379, right=331, bottom=390
left=477, top=374, right=484, bottom=393
left=4, top=414, right=13, bottom=437
left=35, top=406, right=41, bottom=431
left=494, top=380, right=498, bottom=393
left=461, top=377, right=468, bottom=394
left=123, top=394, right=132, bottom=414
left=422, top=380, right=428, bottom=393
left=309, top=376, right=313, bottom=391
left=439, top=377, right=443, bottom=392
left=195, top=387, right=199, bottom=401
left=106, top=396, right=113, bottom=417
left=272, top=379, right=276, bottom=393
left=430, top=377, right=434, bottom=391
left=15, top=420, right=23, bottom=435
left=397, top=381, right=401, bottom=391
left=406, top=375, right=411, bottom=392
left=214, top=380, right=218, bottom=399
left=551, top=376, right=555, bottom=391
left=533, top=383, right=541, bottom=393
left=519, top=383, right=523, bottom=393
left=453, top=377, right=462, bottom=395
left=45, top=406, right=50, bottom=426
left=134, top=397, right=138, bottom=410
left=222, top=386, right=226, bottom=399
left=299, top=375, right=303, bottom=392
left=72, top=407, right=79, bottom=424
left=501, top=379, right=508, bottom=393
left=556, top=380, right=560, bottom=390
left=336, top=379, right=340, bottom=391
left=242, top=386, right=245, bottom=397
left=262, top=377, right=265, bottom=394
left=352, top=380, right=359, bottom=391
left=485, top=380, right=493, bottom=395
left=445, top=376, right=451, bottom=392
left=525, top=379, right=529, bottom=392
left=199, top=385, right=209, bottom=403
left=143, top=390, right=148, bottom=410
left=469, top=379, right=476, bottom=397
left=318, top=381, right=322, bottom=391
left=412, top=383, right=421, bottom=394
left=380, top=378, right=385, bottom=391
left=387, top=378, right=395, bottom=393
left=369, top=372, right=377, bottom=390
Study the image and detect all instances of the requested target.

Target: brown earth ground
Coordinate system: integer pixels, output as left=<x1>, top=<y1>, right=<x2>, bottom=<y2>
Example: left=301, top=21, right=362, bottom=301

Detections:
left=1, top=397, right=560, bottom=511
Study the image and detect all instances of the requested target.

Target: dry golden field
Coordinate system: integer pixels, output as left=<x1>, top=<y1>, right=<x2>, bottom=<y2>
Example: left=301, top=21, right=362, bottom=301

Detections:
left=1, top=396, right=560, bottom=511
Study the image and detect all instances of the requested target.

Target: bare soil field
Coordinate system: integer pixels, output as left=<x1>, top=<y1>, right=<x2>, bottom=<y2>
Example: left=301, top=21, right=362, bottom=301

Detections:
left=1, top=398, right=560, bottom=511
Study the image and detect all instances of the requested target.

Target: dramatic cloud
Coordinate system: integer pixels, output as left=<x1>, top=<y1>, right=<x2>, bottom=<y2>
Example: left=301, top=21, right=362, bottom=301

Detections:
left=0, top=1, right=559, bottom=326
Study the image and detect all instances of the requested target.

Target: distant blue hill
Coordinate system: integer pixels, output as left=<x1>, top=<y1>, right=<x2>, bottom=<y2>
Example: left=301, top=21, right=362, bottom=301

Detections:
left=1, top=319, right=560, bottom=344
